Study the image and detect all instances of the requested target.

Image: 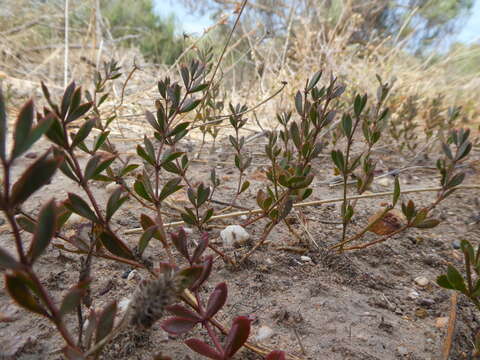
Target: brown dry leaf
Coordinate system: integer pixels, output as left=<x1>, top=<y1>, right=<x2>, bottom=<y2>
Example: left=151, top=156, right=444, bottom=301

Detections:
left=250, top=169, right=267, bottom=181
left=368, top=209, right=405, bottom=235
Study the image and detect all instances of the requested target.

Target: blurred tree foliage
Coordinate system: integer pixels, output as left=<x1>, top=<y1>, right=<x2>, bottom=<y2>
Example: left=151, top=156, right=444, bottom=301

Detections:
left=180, top=0, right=474, bottom=50
left=102, top=0, right=184, bottom=64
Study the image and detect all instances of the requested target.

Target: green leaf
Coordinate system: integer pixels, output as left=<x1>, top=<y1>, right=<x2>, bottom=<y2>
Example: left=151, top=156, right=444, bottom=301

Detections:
left=5, top=272, right=49, bottom=317
left=106, top=187, right=128, bottom=222
left=72, top=119, right=95, bottom=148
left=65, top=193, right=98, bottom=223
left=119, top=163, right=139, bottom=177
left=168, top=122, right=190, bottom=138
left=61, top=82, right=76, bottom=119
left=13, top=116, right=53, bottom=160
left=436, top=275, right=455, bottom=290
left=66, top=102, right=92, bottom=123
left=392, top=176, right=400, bottom=207
left=28, top=201, right=57, bottom=263
left=60, top=281, right=89, bottom=317
left=136, top=145, right=155, bottom=166
left=460, top=240, right=475, bottom=263
left=294, top=91, right=303, bottom=115
left=93, top=131, right=109, bottom=152
left=0, top=88, right=7, bottom=161
left=180, top=99, right=201, bottom=113
left=307, top=71, right=322, bottom=91
left=414, top=218, right=440, bottom=229
left=446, top=173, right=465, bottom=189
left=16, top=215, right=36, bottom=233
left=446, top=265, right=467, bottom=294
left=145, top=110, right=161, bottom=132
left=96, top=301, right=117, bottom=344
left=45, top=115, right=68, bottom=148
left=10, top=150, right=62, bottom=206
left=140, top=214, right=163, bottom=241
left=240, top=180, right=250, bottom=194
left=341, top=113, right=352, bottom=138
left=134, top=178, right=153, bottom=202
left=12, top=100, right=34, bottom=159
left=159, top=178, right=183, bottom=202
left=354, top=93, right=367, bottom=117
left=58, top=155, right=80, bottom=182
left=84, top=154, right=115, bottom=181
left=0, top=247, right=21, bottom=270
left=99, top=231, right=134, bottom=259
left=138, top=225, right=157, bottom=255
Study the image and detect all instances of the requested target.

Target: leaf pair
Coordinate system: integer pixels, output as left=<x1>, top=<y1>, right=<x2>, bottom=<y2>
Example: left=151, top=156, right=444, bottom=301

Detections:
left=184, top=316, right=251, bottom=360
left=162, top=282, right=227, bottom=335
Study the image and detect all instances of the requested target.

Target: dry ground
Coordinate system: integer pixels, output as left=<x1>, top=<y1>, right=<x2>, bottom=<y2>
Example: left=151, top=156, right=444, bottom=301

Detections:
left=1, top=124, right=479, bottom=360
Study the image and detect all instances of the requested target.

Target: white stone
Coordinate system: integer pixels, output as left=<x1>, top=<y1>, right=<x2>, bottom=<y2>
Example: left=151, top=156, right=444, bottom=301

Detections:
left=220, top=225, right=250, bottom=247
left=118, top=297, right=131, bottom=314
left=65, top=213, right=84, bottom=228
left=183, top=227, right=194, bottom=234
left=414, top=276, right=429, bottom=287
left=127, top=269, right=140, bottom=282
left=300, top=256, right=312, bottom=262
left=254, top=325, right=274, bottom=341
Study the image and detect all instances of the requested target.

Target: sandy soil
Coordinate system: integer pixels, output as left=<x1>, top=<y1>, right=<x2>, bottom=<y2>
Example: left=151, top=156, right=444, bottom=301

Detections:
left=1, top=127, right=479, bottom=360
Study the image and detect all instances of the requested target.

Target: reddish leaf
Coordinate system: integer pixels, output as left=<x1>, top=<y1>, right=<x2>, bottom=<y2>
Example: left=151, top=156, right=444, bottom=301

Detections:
left=62, top=346, right=85, bottom=359
left=266, top=351, right=286, bottom=360
left=224, top=316, right=251, bottom=358
left=191, top=232, right=209, bottom=264
left=140, top=214, right=164, bottom=241
left=166, top=304, right=202, bottom=322
left=161, top=316, right=198, bottom=335
left=28, top=200, right=57, bottom=263
left=190, top=255, right=213, bottom=291
left=96, top=301, right=117, bottom=344
left=185, top=339, right=223, bottom=360
left=170, top=228, right=189, bottom=261
left=60, top=279, right=90, bottom=317
left=175, top=266, right=204, bottom=290
left=10, top=150, right=62, bottom=205
left=99, top=230, right=134, bottom=260
left=5, top=272, right=48, bottom=317
left=205, top=282, right=227, bottom=320
left=0, top=247, right=21, bottom=270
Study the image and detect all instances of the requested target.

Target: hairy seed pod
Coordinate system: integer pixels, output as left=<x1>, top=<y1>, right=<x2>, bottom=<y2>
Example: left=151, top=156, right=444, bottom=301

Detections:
left=129, top=274, right=180, bottom=329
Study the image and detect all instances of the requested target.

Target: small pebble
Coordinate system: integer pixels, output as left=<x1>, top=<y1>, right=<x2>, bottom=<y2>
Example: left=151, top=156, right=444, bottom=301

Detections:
left=255, top=325, right=274, bottom=341
left=414, top=276, right=429, bottom=287
left=122, top=269, right=132, bottom=279
left=300, top=256, right=312, bottom=262
left=127, top=269, right=139, bottom=281
left=452, top=240, right=461, bottom=249
left=397, top=345, right=409, bottom=356
left=183, top=227, right=193, bottom=234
